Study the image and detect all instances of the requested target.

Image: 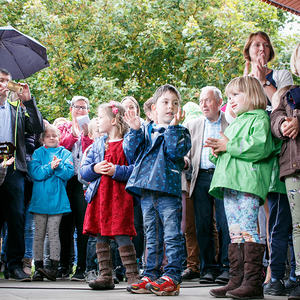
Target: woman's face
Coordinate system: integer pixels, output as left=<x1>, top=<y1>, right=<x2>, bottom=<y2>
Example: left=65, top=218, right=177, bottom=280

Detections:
left=122, top=99, right=138, bottom=116
left=248, top=35, right=271, bottom=64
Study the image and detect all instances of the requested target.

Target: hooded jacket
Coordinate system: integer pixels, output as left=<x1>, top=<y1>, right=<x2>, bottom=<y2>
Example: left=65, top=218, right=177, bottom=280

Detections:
left=124, top=122, right=191, bottom=198
left=80, top=135, right=134, bottom=203
left=28, top=146, right=74, bottom=214
left=209, top=109, right=276, bottom=203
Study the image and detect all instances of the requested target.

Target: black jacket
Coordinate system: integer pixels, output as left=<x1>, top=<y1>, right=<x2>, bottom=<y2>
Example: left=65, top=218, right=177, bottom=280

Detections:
left=8, top=97, right=44, bottom=172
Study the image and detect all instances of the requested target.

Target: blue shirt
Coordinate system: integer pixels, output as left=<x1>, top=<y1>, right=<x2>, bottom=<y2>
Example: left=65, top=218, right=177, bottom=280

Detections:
left=200, top=112, right=222, bottom=169
left=0, top=100, right=13, bottom=144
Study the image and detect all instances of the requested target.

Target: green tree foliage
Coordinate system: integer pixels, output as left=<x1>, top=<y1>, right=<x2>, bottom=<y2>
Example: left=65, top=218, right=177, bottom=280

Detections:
left=0, top=0, right=299, bottom=121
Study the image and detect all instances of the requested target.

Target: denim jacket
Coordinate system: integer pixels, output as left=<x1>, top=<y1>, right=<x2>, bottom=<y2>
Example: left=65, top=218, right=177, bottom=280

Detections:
left=124, top=122, right=191, bottom=198
left=80, top=135, right=134, bottom=203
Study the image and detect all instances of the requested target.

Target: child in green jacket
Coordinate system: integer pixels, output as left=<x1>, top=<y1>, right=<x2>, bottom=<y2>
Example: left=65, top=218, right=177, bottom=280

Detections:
left=206, top=76, right=276, bottom=300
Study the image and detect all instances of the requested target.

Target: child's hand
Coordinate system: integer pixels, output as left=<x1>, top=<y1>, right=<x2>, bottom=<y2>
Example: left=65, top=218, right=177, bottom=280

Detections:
left=124, top=110, right=141, bottom=130
left=94, top=160, right=110, bottom=174
left=101, top=162, right=116, bottom=176
left=51, top=155, right=62, bottom=169
left=204, top=132, right=229, bottom=154
left=281, top=117, right=299, bottom=139
left=170, top=108, right=185, bottom=126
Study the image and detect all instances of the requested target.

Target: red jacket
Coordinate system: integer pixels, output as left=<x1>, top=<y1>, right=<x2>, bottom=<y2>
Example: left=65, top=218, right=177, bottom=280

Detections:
left=58, top=122, right=93, bottom=153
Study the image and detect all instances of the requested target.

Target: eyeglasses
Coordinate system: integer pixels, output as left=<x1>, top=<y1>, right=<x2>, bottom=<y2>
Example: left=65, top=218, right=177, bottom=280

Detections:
left=72, top=105, right=88, bottom=111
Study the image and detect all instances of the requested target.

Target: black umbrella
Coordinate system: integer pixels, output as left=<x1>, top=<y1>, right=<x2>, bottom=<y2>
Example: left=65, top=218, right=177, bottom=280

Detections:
left=0, top=26, right=49, bottom=80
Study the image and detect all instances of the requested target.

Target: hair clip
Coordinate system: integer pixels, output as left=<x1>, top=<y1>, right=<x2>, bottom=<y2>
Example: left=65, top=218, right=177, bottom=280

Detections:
left=109, top=101, right=118, bottom=115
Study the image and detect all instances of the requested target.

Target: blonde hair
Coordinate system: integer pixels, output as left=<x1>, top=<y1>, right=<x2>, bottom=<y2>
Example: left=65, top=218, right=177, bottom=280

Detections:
left=271, top=85, right=292, bottom=111
left=88, top=118, right=100, bottom=138
left=98, top=101, right=128, bottom=137
left=225, top=76, right=267, bottom=111
left=40, top=124, right=60, bottom=144
left=290, top=43, right=300, bottom=76
left=53, top=117, right=68, bottom=128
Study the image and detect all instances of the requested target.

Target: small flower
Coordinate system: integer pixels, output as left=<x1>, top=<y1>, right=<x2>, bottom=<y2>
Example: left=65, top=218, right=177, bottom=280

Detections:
left=112, top=107, right=118, bottom=114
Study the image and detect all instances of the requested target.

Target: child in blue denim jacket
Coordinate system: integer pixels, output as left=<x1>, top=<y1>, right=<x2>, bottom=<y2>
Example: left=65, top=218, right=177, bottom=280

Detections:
left=124, top=84, right=191, bottom=296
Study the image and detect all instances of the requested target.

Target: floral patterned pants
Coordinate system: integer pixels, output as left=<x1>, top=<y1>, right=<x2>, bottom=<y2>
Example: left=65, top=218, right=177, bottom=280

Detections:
left=224, top=188, right=261, bottom=244
left=286, top=174, right=300, bottom=275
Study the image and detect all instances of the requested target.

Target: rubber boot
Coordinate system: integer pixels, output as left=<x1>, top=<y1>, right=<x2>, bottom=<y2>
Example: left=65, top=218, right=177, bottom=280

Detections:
left=118, top=244, right=140, bottom=286
left=89, top=243, right=115, bottom=290
left=210, top=243, right=244, bottom=298
left=32, top=260, right=44, bottom=281
left=227, top=242, right=265, bottom=299
left=39, top=259, right=59, bottom=281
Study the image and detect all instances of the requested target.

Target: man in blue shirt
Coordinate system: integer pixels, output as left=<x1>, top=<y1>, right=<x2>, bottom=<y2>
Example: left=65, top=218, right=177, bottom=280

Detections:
left=0, top=68, right=44, bottom=281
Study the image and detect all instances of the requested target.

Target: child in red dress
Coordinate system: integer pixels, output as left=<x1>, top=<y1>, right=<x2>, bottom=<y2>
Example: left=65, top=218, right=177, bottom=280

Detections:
left=80, top=101, right=138, bottom=290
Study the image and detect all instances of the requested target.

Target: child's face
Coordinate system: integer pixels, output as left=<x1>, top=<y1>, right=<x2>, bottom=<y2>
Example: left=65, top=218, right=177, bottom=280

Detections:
left=228, top=90, right=248, bottom=116
left=153, top=91, right=179, bottom=125
left=43, top=129, right=59, bottom=148
left=122, top=99, right=138, bottom=116
left=97, top=108, right=113, bottom=134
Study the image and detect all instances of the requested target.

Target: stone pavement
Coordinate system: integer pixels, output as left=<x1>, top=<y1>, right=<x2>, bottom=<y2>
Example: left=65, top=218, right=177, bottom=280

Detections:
left=0, top=279, right=288, bottom=300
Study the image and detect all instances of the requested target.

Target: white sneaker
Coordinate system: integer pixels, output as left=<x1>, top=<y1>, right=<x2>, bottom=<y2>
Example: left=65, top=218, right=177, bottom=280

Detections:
left=85, top=270, right=98, bottom=283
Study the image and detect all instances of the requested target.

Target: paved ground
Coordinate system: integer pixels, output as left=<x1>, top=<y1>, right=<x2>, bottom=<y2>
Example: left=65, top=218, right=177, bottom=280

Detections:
left=0, top=279, right=288, bottom=300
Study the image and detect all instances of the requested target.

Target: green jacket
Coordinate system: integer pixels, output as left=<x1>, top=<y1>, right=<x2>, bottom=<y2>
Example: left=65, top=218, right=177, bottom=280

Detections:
left=209, top=109, right=276, bottom=203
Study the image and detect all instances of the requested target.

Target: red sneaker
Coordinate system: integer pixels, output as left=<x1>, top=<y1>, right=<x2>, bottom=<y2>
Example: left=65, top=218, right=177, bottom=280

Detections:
left=129, top=276, right=153, bottom=294
left=146, top=276, right=180, bottom=296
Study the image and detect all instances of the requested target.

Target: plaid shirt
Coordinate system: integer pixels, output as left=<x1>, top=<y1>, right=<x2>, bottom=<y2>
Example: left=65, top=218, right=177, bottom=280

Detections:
left=200, top=113, right=222, bottom=169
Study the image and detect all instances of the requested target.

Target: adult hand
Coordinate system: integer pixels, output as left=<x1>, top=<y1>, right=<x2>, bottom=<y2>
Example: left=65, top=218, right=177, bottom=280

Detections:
left=250, top=54, right=267, bottom=84
left=170, top=107, right=185, bottom=126
left=82, top=123, right=89, bottom=136
left=71, top=118, right=81, bottom=137
left=243, top=59, right=251, bottom=76
left=17, top=83, right=31, bottom=102
left=0, top=81, right=9, bottom=96
left=51, top=155, right=62, bottom=169
left=204, top=132, right=229, bottom=154
left=124, top=110, right=141, bottom=130
left=281, top=117, right=299, bottom=139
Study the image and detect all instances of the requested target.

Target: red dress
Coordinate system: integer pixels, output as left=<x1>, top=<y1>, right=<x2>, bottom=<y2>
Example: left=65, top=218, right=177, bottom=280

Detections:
left=83, top=139, right=136, bottom=237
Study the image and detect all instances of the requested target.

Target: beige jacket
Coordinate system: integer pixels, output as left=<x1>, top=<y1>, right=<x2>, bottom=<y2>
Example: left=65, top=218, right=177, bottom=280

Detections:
left=185, top=112, right=228, bottom=197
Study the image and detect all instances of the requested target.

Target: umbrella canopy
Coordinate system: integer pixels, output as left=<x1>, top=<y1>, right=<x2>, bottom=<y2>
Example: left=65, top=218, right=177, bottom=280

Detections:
left=0, top=26, right=49, bottom=80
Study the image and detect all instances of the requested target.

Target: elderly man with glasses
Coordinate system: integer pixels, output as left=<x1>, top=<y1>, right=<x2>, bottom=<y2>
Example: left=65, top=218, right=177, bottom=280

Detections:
left=57, top=96, right=93, bottom=281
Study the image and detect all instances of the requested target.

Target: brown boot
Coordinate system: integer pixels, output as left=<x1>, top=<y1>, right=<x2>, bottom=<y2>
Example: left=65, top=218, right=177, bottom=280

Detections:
left=210, top=243, right=244, bottom=298
left=89, top=242, right=115, bottom=290
left=118, top=244, right=140, bottom=286
left=226, top=242, right=265, bottom=299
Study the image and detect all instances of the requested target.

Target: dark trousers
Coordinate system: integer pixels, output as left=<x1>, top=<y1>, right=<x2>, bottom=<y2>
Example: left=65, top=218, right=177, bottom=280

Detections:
left=59, top=176, right=88, bottom=270
left=215, top=197, right=230, bottom=270
left=193, top=171, right=217, bottom=273
left=268, top=192, right=294, bottom=280
left=0, top=167, right=25, bottom=271
left=132, top=204, right=145, bottom=260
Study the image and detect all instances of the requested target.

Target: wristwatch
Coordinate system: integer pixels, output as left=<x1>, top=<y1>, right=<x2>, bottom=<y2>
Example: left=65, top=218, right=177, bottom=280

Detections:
left=263, top=80, right=271, bottom=87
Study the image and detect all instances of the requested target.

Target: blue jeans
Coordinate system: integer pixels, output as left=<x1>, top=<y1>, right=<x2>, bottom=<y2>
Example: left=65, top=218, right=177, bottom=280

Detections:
left=141, top=190, right=183, bottom=283
left=0, top=167, right=25, bottom=271
left=24, top=205, right=34, bottom=259
left=86, top=236, right=97, bottom=272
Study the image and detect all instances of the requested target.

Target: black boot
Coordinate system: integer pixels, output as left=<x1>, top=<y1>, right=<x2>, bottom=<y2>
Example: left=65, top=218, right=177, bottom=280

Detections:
left=39, top=260, right=59, bottom=281
left=289, top=277, right=300, bottom=300
left=32, top=260, right=44, bottom=281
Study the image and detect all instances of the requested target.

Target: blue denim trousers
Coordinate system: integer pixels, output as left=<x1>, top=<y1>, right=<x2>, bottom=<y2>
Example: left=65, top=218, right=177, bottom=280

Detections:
left=141, top=190, right=183, bottom=283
